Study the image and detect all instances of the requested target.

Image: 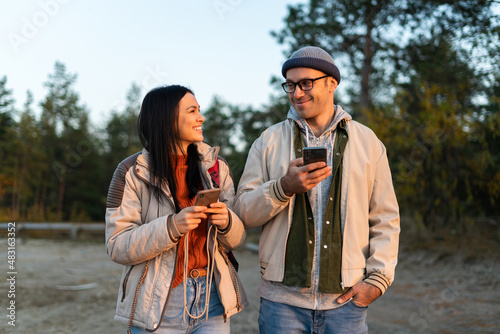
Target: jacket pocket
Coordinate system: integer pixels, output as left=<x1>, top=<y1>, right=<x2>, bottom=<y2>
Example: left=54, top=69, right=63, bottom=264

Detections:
left=121, top=265, right=134, bottom=302
left=218, top=246, right=243, bottom=312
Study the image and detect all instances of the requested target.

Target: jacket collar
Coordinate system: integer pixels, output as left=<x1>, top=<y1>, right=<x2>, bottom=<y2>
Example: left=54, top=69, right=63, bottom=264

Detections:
left=195, top=142, right=220, bottom=172
left=287, top=105, right=352, bottom=140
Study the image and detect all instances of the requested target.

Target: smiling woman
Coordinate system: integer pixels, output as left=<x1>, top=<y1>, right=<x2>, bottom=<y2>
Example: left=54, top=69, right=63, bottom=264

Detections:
left=104, top=85, right=248, bottom=334
left=176, top=92, right=205, bottom=153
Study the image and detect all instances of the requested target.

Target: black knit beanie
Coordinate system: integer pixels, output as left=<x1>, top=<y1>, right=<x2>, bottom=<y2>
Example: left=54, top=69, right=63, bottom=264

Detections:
left=281, top=46, right=341, bottom=84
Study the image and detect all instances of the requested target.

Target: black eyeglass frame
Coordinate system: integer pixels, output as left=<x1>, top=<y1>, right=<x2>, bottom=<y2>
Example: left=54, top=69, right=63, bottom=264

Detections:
left=281, top=75, right=330, bottom=93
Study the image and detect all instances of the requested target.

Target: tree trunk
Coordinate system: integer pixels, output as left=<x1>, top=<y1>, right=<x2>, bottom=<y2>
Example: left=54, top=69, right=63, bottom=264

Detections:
left=57, top=146, right=68, bottom=219
left=360, top=8, right=375, bottom=111
left=11, top=179, right=18, bottom=220
left=40, top=172, right=48, bottom=220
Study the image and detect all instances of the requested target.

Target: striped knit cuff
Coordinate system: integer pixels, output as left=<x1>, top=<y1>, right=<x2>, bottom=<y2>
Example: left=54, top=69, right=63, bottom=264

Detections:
left=364, top=272, right=390, bottom=295
left=270, top=177, right=293, bottom=204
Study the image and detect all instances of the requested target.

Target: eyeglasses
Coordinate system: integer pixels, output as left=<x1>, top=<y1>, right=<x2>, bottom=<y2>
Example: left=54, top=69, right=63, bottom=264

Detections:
left=281, top=75, right=329, bottom=93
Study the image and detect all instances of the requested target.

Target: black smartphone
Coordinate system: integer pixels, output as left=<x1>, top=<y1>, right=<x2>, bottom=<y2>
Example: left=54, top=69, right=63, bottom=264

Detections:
left=194, top=189, right=221, bottom=207
left=302, top=147, right=327, bottom=165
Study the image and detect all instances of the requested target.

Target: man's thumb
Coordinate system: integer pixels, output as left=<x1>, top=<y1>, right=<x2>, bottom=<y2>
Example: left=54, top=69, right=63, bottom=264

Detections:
left=337, top=289, right=353, bottom=304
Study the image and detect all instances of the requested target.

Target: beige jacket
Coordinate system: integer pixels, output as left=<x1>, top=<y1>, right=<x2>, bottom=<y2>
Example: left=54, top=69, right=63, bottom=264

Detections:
left=234, top=106, right=400, bottom=294
left=105, top=142, right=248, bottom=331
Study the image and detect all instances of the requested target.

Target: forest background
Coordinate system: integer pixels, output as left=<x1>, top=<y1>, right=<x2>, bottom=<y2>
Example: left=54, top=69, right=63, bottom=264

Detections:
left=1, top=0, right=499, bottom=239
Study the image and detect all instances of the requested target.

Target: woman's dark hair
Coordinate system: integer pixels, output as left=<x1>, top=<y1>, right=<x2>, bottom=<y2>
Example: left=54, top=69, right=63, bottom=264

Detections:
left=137, top=85, right=201, bottom=212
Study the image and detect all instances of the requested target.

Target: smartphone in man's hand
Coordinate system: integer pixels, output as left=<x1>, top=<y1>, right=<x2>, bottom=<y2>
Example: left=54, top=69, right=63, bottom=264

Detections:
left=303, top=147, right=327, bottom=165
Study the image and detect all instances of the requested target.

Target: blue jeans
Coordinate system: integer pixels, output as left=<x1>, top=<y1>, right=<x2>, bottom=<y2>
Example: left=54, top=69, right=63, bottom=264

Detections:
left=258, top=297, right=368, bottom=334
left=131, top=276, right=229, bottom=334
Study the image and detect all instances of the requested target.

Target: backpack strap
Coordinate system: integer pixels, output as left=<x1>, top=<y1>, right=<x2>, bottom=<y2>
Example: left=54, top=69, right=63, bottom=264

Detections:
left=207, top=156, right=239, bottom=272
left=207, top=157, right=220, bottom=188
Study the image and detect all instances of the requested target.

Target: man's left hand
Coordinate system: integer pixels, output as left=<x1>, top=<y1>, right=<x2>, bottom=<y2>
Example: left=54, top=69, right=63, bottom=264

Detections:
left=336, top=282, right=382, bottom=307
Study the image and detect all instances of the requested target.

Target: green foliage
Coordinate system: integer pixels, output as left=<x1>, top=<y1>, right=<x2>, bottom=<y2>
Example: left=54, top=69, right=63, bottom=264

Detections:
left=0, top=76, right=16, bottom=212
left=39, top=61, right=91, bottom=219
left=102, top=82, right=143, bottom=191
left=10, top=91, right=45, bottom=220
left=202, top=96, right=238, bottom=157
left=105, top=82, right=142, bottom=157
left=363, top=26, right=500, bottom=228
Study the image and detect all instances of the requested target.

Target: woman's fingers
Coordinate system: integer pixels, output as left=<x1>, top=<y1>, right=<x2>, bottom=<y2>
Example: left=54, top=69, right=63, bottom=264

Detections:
left=174, top=206, right=208, bottom=234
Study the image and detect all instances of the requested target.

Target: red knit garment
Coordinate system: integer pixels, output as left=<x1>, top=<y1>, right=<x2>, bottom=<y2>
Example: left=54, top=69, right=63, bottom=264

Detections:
left=171, top=154, right=208, bottom=288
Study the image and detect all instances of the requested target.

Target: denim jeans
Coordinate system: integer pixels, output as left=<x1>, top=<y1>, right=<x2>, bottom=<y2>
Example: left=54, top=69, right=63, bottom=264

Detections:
left=258, top=297, right=368, bottom=334
left=131, top=276, right=229, bottom=334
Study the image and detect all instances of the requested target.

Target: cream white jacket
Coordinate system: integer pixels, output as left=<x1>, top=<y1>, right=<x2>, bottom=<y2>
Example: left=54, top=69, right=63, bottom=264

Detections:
left=105, top=142, right=248, bottom=331
left=234, top=106, right=400, bottom=294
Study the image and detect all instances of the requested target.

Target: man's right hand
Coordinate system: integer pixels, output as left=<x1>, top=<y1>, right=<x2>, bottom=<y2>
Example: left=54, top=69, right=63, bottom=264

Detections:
left=280, top=157, right=332, bottom=196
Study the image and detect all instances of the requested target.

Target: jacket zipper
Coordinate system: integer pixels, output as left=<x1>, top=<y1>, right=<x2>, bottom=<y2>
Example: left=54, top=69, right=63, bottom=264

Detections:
left=146, top=244, right=179, bottom=332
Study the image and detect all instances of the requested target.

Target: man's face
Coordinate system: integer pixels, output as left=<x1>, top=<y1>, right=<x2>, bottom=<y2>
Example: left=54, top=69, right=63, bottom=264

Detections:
left=285, top=67, right=337, bottom=126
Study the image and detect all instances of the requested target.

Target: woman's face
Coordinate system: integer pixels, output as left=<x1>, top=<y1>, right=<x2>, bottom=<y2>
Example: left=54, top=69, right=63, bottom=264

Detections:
left=176, top=93, right=204, bottom=153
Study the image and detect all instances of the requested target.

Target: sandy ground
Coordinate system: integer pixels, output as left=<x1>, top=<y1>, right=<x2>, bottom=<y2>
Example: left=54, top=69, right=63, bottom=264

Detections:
left=0, top=236, right=499, bottom=334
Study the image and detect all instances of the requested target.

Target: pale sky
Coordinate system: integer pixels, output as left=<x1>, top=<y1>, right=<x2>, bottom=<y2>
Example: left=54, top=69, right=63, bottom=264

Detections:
left=1, top=0, right=305, bottom=125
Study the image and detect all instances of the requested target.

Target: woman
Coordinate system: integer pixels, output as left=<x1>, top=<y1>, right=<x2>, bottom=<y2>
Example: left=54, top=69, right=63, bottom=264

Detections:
left=105, top=85, right=248, bottom=334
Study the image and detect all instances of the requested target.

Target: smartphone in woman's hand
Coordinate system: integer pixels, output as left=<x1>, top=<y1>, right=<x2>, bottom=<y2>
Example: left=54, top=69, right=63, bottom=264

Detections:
left=194, top=189, right=221, bottom=207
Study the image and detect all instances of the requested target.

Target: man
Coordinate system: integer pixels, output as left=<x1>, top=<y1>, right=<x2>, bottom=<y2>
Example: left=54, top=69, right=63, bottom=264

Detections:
left=234, top=46, right=400, bottom=333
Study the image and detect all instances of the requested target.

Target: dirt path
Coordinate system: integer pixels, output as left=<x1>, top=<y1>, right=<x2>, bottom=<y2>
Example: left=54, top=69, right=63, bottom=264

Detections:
left=0, top=238, right=498, bottom=333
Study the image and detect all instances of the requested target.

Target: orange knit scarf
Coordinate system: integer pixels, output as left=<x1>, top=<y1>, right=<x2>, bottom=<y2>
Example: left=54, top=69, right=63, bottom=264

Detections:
left=171, top=154, right=208, bottom=288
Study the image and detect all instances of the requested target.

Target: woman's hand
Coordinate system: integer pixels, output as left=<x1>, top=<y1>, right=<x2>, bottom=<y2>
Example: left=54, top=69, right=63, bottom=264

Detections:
left=173, top=206, right=208, bottom=235
left=205, top=202, right=229, bottom=230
